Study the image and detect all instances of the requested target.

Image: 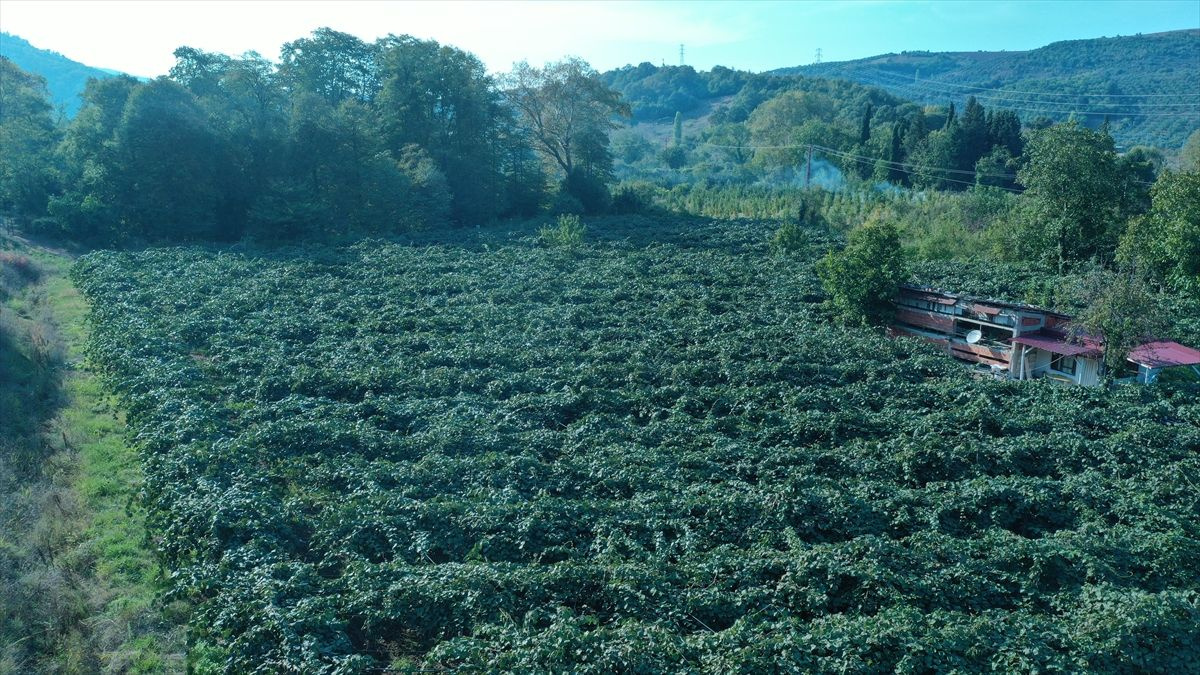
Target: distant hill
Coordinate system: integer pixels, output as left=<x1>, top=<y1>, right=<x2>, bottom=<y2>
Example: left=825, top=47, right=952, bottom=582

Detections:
left=775, top=29, right=1200, bottom=150
left=0, top=32, right=124, bottom=117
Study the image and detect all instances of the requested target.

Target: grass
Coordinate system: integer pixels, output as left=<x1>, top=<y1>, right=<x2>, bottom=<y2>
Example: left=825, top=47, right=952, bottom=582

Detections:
left=0, top=235, right=182, bottom=673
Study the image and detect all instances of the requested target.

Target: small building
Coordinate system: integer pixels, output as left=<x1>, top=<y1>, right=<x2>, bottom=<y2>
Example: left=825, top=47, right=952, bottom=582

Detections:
left=889, top=284, right=1200, bottom=387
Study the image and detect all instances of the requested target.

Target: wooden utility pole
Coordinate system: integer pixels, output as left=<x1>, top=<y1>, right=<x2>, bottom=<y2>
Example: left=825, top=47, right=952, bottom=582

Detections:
left=805, top=145, right=813, bottom=188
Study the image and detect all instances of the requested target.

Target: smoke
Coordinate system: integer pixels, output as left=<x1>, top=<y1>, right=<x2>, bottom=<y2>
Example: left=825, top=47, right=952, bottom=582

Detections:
left=755, top=159, right=844, bottom=190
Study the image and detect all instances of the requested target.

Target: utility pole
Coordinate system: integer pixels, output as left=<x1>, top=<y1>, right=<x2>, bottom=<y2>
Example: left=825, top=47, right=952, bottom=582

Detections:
left=805, top=145, right=813, bottom=188
left=680, top=44, right=685, bottom=66
left=814, top=48, right=822, bottom=65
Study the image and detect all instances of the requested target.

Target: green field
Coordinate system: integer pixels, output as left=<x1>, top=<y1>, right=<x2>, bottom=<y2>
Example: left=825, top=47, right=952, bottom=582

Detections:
left=73, top=216, right=1200, bottom=672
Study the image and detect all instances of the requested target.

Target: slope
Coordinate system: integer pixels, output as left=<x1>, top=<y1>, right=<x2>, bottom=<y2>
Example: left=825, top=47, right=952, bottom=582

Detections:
left=0, top=32, right=123, bottom=118
left=776, top=29, right=1200, bottom=149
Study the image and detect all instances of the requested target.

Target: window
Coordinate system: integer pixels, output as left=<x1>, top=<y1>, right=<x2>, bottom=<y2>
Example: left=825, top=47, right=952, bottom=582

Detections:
left=1050, top=353, right=1077, bottom=375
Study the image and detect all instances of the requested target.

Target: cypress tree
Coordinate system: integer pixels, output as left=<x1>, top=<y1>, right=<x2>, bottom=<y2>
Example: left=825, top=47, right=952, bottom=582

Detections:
left=959, top=95, right=988, bottom=171
left=888, top=123, right=905, bottom=184
left=859, top=103, right=873, bottom=145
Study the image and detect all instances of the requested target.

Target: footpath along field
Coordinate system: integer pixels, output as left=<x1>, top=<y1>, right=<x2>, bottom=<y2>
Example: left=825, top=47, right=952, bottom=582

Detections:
left=73, top=217, right=1199, bottom=672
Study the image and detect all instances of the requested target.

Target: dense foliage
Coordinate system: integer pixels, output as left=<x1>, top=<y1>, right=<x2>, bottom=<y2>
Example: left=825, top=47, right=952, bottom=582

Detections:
left=75, top=216, right=1200, bottom=672
left=3, top=29, right=633, bottom=244
left=816, top=217, right=907, bottom=325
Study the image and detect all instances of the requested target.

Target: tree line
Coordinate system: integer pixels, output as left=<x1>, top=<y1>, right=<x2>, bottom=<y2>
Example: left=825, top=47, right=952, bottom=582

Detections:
left=0, top=28, right=628, bottom=243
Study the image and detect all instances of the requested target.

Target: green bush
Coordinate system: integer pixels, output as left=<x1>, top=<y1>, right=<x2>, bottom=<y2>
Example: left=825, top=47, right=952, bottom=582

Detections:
left=538, top=214, right=586, bottom=247
left=769, top=220, right=811, bottom=254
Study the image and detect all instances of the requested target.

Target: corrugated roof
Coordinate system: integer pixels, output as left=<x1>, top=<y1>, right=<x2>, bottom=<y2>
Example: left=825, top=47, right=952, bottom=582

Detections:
left=1011, top=330, right=1103, bottom=358
left=1127, top=340, right=1200, bottom=368
left=899, top=284, right=1072, bottom=318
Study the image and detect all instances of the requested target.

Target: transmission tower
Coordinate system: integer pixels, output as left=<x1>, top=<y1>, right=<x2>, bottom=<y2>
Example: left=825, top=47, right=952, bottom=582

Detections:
left=680, top=44, right=685, bottom=66
left=814, top=47, right=822, bottom=64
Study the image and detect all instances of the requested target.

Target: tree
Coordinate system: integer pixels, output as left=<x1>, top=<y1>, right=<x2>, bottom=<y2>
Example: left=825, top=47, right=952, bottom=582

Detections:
left=376, top=35, right=505, bottom=223
left=975, top=146, right=1016, bottom=190
left=1180, top=129, right=1200, bottom=171
left=110, top=78, right=222, bottom=240
left=911, top=124, right=965, bottom=191
left=1070, top=267, right=1169, bottom=373
left=958, top=96, right=988, bottom=173
left=1014, top=121, right=1121, bottom=271
left=501, top=58, right=629, bottom=179
left=171, top=47, right=288, bottom=239
left=1114, top=146, right=1160, bottom=219
left=279, top=28, right=379, bottom=105
left=707, top=123, right=751, bottom=165
left=660, top=145, right=687, bottom=169
left=0, top=57, right=58, bottom=218
left=987, top=109, right=1023, bottom=158
left=816, top=213, right=908, bottom=326
left=49, top=75, right=141, bottom=241
left=672, top=111, right=683, bottom=146
left=1117, top=170, right=1200, bottom=296
left=858, top=102, right=874, bottom=145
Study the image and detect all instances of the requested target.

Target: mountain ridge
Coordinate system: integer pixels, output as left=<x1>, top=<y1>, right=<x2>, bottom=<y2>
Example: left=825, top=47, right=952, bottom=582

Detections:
left=0, top=32, right=131, bottom=117
left=771, top=29, right=1199, bottom=148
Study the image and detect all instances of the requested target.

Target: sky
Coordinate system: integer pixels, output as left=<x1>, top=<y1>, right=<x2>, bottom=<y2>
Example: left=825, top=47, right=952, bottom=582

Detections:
left=1, top=0, right=1197, bottom=77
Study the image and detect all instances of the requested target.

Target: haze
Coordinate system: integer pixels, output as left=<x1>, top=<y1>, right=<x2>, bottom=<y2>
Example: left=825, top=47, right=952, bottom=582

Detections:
left=1, top=0, right=1196, bottom=77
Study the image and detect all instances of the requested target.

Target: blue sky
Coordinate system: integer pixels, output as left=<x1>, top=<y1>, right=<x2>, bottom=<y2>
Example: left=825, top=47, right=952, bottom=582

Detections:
left=1, top=0, right=1196, bottom=76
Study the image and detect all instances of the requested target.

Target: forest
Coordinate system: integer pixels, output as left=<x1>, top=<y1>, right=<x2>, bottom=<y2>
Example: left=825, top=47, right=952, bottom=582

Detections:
left=0, top=23, right=1198, bottom=673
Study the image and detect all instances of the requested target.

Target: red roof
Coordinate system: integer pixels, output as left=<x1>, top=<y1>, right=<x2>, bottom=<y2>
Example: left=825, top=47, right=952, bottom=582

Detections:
left=1127, top=340, right=1200, bottom=368
left=1011, top=330, right=1103, bottom=358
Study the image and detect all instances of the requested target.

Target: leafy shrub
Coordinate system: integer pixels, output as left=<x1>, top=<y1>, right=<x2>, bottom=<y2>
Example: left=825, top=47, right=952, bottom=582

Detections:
left=611, top=185, right=648, bottom=215
left=562, top=170, right=611, bottom=214
left=816, top=214, right=908, bottom=325
left=539, top=214, right=586, bottom=247
left=769, top=220, right=811, bottom=254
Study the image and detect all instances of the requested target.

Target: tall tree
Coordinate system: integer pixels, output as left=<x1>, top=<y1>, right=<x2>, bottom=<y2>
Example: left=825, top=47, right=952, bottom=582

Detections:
left=958, top=95, right=988, bottom=172
left=279, top=28, right=379, bottom=105
left=1180, top=129, right=1200, bottom=171
left=0, top=57, right=58, bottom=218
left=1015, top=121, right=1121, bottom=270
left=501, top=58, right=629, bottom=178
left=1070, top=267, right=1169, bottom=373
left=1117, top=169, right=1200, bottom=296
left=49, top=75, right=142, bottom=241
left=986, top=109, right=1024, bottom=158
left=376, top=35, right=505, bottom=223
left=887, top=122, right=906, bottom=184
left=858, top=102, right=874, bottom=145
left=170, top=47, right=288, bottom=238
left=110, top=78, right=222, bottom=240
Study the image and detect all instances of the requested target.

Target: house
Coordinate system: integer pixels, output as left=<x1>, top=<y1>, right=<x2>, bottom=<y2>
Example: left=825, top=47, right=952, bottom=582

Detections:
left=889, top=284, right=1200, bottom=386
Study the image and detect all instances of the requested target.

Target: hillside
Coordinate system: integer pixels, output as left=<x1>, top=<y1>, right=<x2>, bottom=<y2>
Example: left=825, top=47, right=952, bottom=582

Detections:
left=0, top=32, right=121, bottom=117
left=776, top=29, right=1200, bottom=150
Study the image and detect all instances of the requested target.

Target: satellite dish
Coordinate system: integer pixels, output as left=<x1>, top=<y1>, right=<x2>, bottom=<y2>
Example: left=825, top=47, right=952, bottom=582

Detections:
left=965, top=330, right=983, bottom=344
